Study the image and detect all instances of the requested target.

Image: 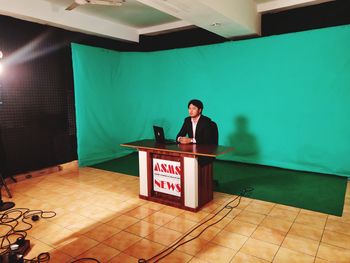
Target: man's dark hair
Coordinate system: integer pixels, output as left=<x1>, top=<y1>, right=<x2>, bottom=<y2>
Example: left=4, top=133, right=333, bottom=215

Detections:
left=188, top=99, right=204, bottom=111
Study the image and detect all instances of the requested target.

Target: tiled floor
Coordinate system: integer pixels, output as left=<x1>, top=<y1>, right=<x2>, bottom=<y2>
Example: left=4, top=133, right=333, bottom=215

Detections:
left=1, top=164, right=350, bottom=263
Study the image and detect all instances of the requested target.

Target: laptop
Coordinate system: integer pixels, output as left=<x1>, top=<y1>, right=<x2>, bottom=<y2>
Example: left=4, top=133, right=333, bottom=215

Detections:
left=153, top=126, right=177, bottom=144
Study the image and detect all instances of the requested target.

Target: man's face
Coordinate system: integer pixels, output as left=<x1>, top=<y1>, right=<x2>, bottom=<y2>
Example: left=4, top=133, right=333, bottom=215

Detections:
left=188, top=104, right=202, bottom=118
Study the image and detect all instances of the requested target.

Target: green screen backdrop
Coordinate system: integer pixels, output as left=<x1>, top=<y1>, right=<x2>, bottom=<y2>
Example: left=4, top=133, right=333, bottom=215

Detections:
left=72, top=25, right=350, bottom=177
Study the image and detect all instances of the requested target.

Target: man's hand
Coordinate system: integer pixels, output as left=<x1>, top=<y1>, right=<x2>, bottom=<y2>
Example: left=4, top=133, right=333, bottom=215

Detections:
left=179, top=137, right=192, bottom=144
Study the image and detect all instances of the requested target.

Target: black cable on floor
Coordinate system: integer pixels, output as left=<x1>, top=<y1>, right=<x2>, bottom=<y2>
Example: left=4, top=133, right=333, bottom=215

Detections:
left=0, top=208, right=56, bottom=259
left=24, top=252, right=50, bottom=263
left=70, top=258, right=101, bottom=262
left=138, top=187, right=253, bottom=263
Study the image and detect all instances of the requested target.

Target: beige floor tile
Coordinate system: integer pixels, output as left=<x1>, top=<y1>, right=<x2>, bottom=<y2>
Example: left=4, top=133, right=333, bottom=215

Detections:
left=57, top=235, right=99, bottom=257
left=65, top=217, right=99, bottom=234
left=217, top=207, right=243, bottom=219
left=125, top=197, right=148, bottom=205
left=83, top=224, right=121, bottom=242
left=39, top=228, right=78, bottom=248
left=47, top=249, right=73, bottom=263
left=240, top=238, right=279, bottom=261
left=126, top=206, right=157, bottom=219
left=260, top=216, right=293, bottom=233
left=235, top=210, right=266, bottom=225
left=212, top=230, right=248, bottom=250
left=230, top=252, right=269, bottom=263
left=188, top=257, right=209, bottom=263
left=211, top=201, right=240, bottom=215
left=7, top=168, right=350, bottom=263
left=143, top=211, right=176, bottom=226
left=328, top=211, right=350, bottom=224
left=160, top=206, right=186, bottom=216
left=300, top=209, right=328, bottom=218
left=189, top=225, right=222, bottom=241
left=288, top=222, right=323, bottom=241
left=282, top=234, right=319, bottom=256
left=105, top=214, right=139, bottom=230
left=141, top=201, right=165, bottom=211
left=50, top=213, right=89, bottom=228
left=252, top=199, right=276, bottom=206
left=104, top=201, right=139, bottom=215
left=178, top=211, right=211, bottom=222
left=123, top=238, right=166, bottom=259
left=177, top=236, right=209, bottom=256
left=103, top=230, right=141, bottom=251
left=126, top=221, right=160, bottom=237
left=274, top=204, right=300, bottom=212
left=46, top=207, right=66, bottom=219
left=202, top=215, right=233, bottom=230
left=273, top=247, right=315, bottom=263
left=325, top=219, right=350, bottom=236
left=156, top=250, right=193, bottom=263
left=196, top=242, right=236, bottom=263
left=165, top=217, right=197, bottom=233
left=201, top=202, right=221, bottom=213
left=76, top=206, right=118, bottom=223
left=236, top=197, right=253, bottom=209
left=245, top=202, right=274, bottom=215
left=224, top=219, right=257, bottom=236
left=294, top=213, right=327, bottom=229
left=27, top=221, right=63, bottom=240
left=251, top=226, right=286, bottom=245
left=78, top=243, right=120, bottom=262
left=108, top=252, right=140, bottom=263
left=268, top=207, right=299, bottom=221
left=314, top=258, right=330, bottom=263
left=317, top=243, right=350, bottom=263
left=213, top=192, right=232, bottom=204
left=321, top=230, right=350, bottom=249
left=25, top=238, right=54, bottom=259
left=146, top=226, right=183, bottom=246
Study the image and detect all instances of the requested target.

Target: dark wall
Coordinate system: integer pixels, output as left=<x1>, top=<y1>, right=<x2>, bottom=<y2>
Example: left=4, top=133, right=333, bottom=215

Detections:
left=139, top=28, right=226, bottom=51
left=0, top=0, right=349, bottom=176
left=262, top=0, right=350, bottom=36
left=0, top=15, right=138, bottom=176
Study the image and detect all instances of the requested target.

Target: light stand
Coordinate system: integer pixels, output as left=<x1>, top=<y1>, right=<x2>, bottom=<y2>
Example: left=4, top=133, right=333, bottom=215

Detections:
left=0, top=173, right=14, bottom=211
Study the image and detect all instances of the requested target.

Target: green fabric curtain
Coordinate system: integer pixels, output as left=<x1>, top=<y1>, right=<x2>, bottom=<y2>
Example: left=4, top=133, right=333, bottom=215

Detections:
left=72, top=25, right=350, bottom=177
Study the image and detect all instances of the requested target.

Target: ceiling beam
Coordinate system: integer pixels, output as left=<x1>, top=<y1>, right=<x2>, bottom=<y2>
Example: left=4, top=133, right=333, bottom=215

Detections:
left=257, top=0, right=334, bottom=13
left=137, top=0, right=260, bottom=38
left=0, top=0, right=139, bottom=42
left=138, top=20, right=192, bottom=35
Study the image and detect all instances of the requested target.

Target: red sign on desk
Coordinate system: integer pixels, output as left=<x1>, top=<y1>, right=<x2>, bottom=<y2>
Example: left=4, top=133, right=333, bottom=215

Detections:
left=153, top=158, right=181, bottom=197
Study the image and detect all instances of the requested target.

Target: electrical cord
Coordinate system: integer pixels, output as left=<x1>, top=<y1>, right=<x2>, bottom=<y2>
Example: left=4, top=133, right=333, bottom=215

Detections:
left=69, top=258, right=101, bottom=262
left=0, top=208, right=101, bottom=262
left=23, top=252, right=50, bottom=263
left=138, top=187, right=253, bottom=263
left=0, top=208, right=56, bottom=260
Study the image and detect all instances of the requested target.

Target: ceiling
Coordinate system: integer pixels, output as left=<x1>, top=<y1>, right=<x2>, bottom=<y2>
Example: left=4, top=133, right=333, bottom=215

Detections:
left=0, top=0, right=335, bottom=42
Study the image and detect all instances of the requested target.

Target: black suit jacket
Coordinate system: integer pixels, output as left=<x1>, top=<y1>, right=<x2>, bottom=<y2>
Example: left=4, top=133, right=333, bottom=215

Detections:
left=176, top=115, right=218, bottom=145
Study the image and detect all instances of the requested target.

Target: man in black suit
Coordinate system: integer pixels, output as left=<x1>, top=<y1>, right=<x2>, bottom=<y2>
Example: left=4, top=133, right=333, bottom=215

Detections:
left=176, top=99, right=218, bottom=145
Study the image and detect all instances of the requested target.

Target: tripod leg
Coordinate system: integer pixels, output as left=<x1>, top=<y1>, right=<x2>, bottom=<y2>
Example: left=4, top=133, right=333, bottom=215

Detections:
left=0, top=173, right=12, bottom=198
left=9, top=175, right=17, bottom=183
left=0, top=173, right=15, bottom=211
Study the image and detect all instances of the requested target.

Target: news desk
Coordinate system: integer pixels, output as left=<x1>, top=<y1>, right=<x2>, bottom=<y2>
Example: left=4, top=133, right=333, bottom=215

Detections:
left=121, top=139, right=233, bottom=211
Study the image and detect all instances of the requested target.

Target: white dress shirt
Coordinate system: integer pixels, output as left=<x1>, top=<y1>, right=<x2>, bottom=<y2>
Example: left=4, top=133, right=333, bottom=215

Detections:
left=191, top=115, right=201, bottom=143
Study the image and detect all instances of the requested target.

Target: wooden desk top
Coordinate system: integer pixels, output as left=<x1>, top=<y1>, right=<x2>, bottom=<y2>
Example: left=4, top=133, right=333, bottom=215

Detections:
left=121, top=139, right=233, bottom=158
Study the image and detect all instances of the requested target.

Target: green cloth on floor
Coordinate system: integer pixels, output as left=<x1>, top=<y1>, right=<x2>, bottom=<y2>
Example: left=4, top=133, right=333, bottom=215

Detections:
left=214, top=161, right=347, bottom=216
left=90, top=152, right=347, bottom=216
left=91, top=152, right=139, bottom=177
